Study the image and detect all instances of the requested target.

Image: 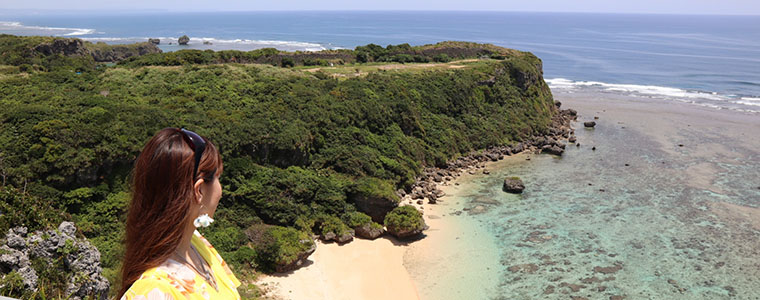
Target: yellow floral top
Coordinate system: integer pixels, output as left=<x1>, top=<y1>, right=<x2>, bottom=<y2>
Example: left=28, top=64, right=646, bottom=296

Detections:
left=121, top=230, right=242, bottom=300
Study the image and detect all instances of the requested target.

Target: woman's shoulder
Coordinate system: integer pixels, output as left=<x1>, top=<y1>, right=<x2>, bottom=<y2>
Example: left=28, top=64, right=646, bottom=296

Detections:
left=121, top=264, right=195, bottom=300
left=121, top=269, right=182, bottom=299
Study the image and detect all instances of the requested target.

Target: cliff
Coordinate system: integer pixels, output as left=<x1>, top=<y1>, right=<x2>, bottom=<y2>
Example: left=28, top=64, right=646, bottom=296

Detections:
left=0, top=36, right=555, bottom=298
left=0, top=34, right=161, bottom=68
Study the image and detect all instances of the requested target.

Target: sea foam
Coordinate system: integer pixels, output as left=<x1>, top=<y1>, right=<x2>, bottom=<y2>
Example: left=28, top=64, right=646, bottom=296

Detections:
left=546, top=78, right=760, bottom=113
left=0, top=21, right=95, bottom=36
left=82, top=36, right=330, bottom=52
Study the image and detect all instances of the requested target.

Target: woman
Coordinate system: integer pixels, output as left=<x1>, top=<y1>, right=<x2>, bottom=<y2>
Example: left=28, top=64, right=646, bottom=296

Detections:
left=118, top=128, right=241, bottom=299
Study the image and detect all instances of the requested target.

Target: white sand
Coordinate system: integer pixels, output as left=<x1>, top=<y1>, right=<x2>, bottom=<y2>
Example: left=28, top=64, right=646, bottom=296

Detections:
left=257, top=237, right=419, bottom=300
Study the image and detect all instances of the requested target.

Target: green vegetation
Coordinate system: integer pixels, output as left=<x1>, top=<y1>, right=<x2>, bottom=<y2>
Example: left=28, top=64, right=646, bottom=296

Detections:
left=0, top=35, right=556, bottom=298
left=246, top=224, right=314, bottom=273
left=116, top=40, right=518, bottom=68
left=318, top=215, right=353, bottom=238
left=342, top=211, right=373, bottom=228
left=0, top=271, right=24, bottom=296
left=384, top=205, right=425, bottom=237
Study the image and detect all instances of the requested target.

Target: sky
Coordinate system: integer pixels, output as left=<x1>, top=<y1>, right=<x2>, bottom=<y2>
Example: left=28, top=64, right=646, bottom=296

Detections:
left=2, top=0, right=760, bottom=15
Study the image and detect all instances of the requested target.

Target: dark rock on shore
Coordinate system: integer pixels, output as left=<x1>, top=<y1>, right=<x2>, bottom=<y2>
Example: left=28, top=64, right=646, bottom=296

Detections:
left=584, top=121, right=596, bottom=128
left=541, top=144, right=564, bottom=156
left=503, top=177, right=525, bottom=193
left=148, top=38, right=160, bottom=45
left=178, top=35, right=190, bottom=45
left=354, top=224, right=385, bottom=240
left=335, top=231, right=354, bottom=244
left=350, top=189, right=399, bottom=224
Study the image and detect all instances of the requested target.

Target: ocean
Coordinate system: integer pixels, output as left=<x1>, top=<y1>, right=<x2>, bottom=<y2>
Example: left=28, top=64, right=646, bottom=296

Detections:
left=2, top=11, right=760, bottom=113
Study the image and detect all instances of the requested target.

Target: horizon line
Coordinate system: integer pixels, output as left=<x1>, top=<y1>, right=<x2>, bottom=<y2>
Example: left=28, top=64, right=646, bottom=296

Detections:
left=2, top=9, right=760, bottom=17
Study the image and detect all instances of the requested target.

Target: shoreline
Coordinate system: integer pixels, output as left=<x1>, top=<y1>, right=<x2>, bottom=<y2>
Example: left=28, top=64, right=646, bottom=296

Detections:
left=256, top=153, right=531, bottom=300
left=257, top=91, right=760, bottom=299
left=256, top=107, right=576, bottom=300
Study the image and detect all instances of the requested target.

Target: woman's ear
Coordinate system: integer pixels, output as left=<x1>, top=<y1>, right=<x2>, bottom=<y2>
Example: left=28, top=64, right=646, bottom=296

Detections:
left=193, top=178, right=205, bottom=205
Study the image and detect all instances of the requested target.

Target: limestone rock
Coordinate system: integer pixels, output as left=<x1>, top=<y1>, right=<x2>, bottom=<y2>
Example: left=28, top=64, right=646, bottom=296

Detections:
left=148, top=38, right=160, bottom=45
left=178, top=35, right=190, bottom=45
left=33, top=38, right=88, bottom=57
left=503, top=177, right=525, bottom=194
left=584, top=121, right=596, bottom=128
left=335, top=230, right=355, bottom=244
left=354, top=224, right=385, bottom=240
left=321, top=232, right=336, bottom=241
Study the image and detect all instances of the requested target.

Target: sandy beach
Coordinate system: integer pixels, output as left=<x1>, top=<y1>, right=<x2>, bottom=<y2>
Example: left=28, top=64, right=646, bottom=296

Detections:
left=257, top=159, right=508, bottom=300
left=256, top=236, right=419, bottom=300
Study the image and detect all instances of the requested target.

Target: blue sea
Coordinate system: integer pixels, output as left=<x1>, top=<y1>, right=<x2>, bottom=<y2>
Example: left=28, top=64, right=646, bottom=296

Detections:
left=4, top=11, right=760, bottom=299
left=2, top=11, right=760, bottom=112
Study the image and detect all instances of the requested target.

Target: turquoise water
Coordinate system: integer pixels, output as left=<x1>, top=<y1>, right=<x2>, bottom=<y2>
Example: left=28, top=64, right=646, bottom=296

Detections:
left=446, top=102, right=760, bottom=299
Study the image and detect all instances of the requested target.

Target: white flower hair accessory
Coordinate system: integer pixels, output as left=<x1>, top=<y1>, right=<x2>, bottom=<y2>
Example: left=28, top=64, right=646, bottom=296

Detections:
left=194, top=214, right=214, bottom=228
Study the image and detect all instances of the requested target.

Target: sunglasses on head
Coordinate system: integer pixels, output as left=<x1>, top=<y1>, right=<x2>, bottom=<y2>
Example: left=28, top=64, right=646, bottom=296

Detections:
left=179, top=128, right=206, bottom=180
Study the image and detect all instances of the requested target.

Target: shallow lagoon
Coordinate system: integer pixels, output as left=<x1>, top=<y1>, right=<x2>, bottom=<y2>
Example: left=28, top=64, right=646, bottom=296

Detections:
left=411, top=92, right=760, bottom=299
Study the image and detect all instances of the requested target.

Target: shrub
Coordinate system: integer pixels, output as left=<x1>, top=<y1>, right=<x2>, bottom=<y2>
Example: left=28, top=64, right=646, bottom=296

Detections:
left=433, top=53, right=451, bottom=63
left=384, top=206, right=425, bottom=238
left=342, top=211, right=372, bottom=228
left=247, top=224, right=314, bottom=273
left=319, top=215, right=352, bottom=237
left=281, top=57, right=295, bottom=68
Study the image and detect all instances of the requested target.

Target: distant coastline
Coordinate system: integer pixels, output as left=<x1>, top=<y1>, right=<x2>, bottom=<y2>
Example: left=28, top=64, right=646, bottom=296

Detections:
left=3, top=11, right=759, bottom=109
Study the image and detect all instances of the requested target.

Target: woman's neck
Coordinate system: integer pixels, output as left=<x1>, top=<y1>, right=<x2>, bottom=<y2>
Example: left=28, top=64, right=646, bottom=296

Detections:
left=175, top=220, right=197, bottom=261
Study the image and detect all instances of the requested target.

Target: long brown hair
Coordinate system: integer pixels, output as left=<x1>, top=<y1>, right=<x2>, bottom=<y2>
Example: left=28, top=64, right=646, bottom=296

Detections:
left=118, top=128, right=223, bottom=298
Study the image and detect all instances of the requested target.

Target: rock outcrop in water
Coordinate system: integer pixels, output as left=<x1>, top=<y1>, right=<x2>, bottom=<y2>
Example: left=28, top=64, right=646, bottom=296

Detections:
left=503, top=177, right=526, bottom=193
left=0, top=222, right=110, bottom=300
left=148, top=38, right=160, bottom=45
left=178, top=35, right=190, bottom=45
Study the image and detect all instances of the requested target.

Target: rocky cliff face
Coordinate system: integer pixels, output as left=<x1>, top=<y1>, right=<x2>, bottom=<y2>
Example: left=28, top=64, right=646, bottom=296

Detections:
left=31, top=38, right=161, bottom=63
left=88, top=43, right=162, bottom=62
left=33, top=38, right=90, bottom=57
left=0, top=222, right=110, bottom=300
